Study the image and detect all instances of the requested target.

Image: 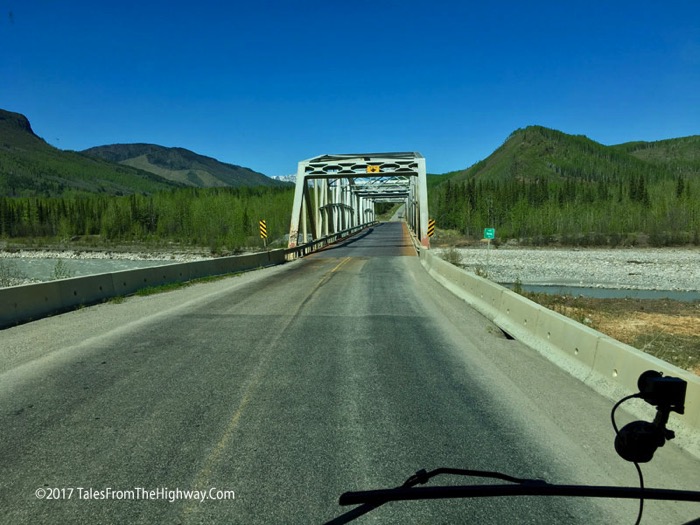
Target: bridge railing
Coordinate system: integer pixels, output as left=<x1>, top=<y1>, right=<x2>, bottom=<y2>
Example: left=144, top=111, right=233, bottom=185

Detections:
left=0, top=222, right=378, bottom=330
left=284, top=221, right=378, bottom=260
left=420, top=248, right=700, bottom=451
left=0, top=250, right=286, bottom=330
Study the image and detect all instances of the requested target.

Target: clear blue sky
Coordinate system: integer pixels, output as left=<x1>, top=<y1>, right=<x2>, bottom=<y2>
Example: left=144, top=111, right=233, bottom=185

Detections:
left=2, top=1, right=699, bottom=176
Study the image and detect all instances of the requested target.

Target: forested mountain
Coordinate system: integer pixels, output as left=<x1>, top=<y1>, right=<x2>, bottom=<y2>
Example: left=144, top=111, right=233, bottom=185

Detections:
left=0, top=110, right=292, bottom=250
left=0, top=109, right=180, bottom=196
left=0, top=186, right=294, bottom=252
left=440, top=126, right=690, bottom=184
left=82, top=144, right=285, bottom=188
left=431, top=126, right=699, bottom=246
left=614, top=136, right=700, bottom=178
left=3, top=110, right=698, bottom=249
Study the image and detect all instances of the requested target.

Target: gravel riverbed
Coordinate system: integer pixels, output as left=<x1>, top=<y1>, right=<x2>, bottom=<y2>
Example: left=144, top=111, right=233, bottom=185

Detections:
left=439, top=247, right=700, bottom=291
left=2, top=247, right=699, bottom=293
left=0, top=250, right=213, bottom=287
left=0, top=249, right=210, bottom=262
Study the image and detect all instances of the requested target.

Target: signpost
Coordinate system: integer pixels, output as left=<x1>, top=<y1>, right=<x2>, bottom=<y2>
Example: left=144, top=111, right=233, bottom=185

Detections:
left=259, top=220, right=268, bottom=247
left=428, top=219, right=436, bottom=237
left=484, top=228, right=495, bottom=272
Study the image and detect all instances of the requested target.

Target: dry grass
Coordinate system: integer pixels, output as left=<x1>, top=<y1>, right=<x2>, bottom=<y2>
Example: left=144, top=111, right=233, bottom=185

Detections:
left=523, top=294, right=700, bottom=375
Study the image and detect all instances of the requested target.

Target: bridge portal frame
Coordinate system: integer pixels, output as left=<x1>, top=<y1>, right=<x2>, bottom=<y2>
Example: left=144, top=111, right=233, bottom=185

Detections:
left=287, top=152, right=429, bottom=249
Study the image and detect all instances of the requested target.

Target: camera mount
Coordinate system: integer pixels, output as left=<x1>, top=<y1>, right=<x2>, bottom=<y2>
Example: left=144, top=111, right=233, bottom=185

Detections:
left=613, top=370, right=687, bottom=463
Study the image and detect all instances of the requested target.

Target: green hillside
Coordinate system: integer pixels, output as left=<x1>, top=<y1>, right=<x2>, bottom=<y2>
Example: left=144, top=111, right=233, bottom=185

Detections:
left=0, top=110, right=293, bottom=252
left=430, top=126, right=700, bottom=246
left=82, top=143, right=285, bottom=188
left=0, top=109, right=180, bottom=196
left=614, top=135, right=700, bottom=178
left=443, top=126, right=670, bottom=184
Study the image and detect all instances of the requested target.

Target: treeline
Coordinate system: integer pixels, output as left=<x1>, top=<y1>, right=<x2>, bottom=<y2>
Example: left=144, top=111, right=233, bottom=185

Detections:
left=0, top=186, right=294, bottom=252
left=0, top=148, right=176, bottom=197
left=430, top=174, right=700, bottom=246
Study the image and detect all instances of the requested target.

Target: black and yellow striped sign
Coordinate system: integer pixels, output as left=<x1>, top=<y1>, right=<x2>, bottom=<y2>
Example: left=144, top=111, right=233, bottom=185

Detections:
left=366, top=165, right=380, bottom=173
left=428, top=219, right=436, bottom=237
left=259, top=220, right=268, bottom=239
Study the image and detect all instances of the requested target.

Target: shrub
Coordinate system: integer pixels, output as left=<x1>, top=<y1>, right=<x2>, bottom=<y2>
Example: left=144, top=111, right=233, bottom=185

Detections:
left=441, top=246, right=463, bottom=266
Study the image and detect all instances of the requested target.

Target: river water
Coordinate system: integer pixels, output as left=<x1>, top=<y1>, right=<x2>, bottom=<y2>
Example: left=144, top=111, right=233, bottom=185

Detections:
left=450, top=247, right=700, bottom=301
left=501, top=283, right=700, bottom=302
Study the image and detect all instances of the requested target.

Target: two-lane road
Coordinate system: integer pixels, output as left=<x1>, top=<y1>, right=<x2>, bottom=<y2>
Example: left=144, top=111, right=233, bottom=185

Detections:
left=1, top=222, right=698, bottom=523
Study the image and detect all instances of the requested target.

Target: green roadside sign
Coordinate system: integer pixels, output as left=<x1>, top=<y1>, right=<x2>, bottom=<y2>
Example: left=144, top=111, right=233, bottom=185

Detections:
left=484, top=228, right=495, bottom=240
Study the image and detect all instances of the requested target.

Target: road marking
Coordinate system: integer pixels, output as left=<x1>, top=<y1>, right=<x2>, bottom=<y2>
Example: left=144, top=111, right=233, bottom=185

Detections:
left=314, top=257, right=351, bottom=289
left=330, top=256, right=351, bottom=274
left=181, top=255, right=351, bottom=520
left=182, top=373, right=260, bottom=519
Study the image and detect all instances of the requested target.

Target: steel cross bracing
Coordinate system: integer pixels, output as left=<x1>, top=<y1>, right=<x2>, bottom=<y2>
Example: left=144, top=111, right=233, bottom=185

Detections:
left=287, top=152, right=430, bottom=249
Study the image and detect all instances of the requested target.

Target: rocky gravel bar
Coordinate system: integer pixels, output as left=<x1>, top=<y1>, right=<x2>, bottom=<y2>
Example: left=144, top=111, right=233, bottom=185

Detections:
left=0, top=249, right=215, bottom=287
left=440, top=247, right=700, bottom=291
left=3, top=247, right=699, bottom=293
left=0, top=249, right=211, bottom=263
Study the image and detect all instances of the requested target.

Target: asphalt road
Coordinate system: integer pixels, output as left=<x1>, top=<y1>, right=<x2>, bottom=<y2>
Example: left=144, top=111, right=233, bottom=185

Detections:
left=1, top=222, right=698, bottom=524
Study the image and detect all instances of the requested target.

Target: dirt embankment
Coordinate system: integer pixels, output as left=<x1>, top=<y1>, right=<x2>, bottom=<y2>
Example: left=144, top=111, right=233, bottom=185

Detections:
left=525, top=294, right=700, bottom=375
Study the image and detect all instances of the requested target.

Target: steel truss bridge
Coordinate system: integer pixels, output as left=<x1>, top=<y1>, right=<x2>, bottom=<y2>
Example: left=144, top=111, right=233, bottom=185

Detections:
left=287, top=152, right=429, bottom=249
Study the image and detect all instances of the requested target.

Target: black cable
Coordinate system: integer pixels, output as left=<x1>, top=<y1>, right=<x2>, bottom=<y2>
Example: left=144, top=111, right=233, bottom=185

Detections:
left=610, top=392, right=645, bottom=525
left=611, top=393, right=640, bottom=434
left=633, top=462, right=645, bottom=525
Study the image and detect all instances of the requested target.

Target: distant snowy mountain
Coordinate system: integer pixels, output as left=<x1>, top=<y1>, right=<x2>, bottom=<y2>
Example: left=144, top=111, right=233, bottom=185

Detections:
left=271, top=174, right=297, bottom=183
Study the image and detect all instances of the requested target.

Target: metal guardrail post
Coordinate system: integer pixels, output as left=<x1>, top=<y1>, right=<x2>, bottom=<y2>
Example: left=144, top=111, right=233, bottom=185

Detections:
left=284, top=221, right=377, bottom=261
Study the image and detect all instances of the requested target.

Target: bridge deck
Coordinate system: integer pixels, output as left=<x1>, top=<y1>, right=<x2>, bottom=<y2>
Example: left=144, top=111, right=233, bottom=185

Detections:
left=0, top=225, right=697, bottom=524
left=312, top=221, right=416, bottom=258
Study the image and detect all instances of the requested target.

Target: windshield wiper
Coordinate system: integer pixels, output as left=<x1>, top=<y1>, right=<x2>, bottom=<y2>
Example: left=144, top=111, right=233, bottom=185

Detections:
left=339, top=467, right=700, bottom=505
left=327, top=371, right=698, bottom=525
left=325, top=467, right=700, bottom=525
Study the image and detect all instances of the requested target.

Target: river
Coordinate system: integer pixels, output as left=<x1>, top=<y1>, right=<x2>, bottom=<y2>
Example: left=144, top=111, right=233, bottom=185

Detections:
left=501, top=283, right=700, bottom=302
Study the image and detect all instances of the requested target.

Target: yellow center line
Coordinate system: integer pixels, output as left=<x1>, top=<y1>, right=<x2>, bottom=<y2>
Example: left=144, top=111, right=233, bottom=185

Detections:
left=329, top=256, right=351, bottom=274
left=182, top=374, right=259, bottom=519
left=310, top=256, right=351, bottom=287
left=181, top=255, right=351, bottom=520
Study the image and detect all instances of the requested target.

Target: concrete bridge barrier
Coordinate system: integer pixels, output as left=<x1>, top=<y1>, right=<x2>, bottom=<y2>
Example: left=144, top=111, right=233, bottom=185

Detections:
left=420, top=249, right=700, bottom=454
left=1, top=280, right=64, bottom=329
left=0, top=250, right=287, bottom=330
left=0, top=224, right=368, bottom=330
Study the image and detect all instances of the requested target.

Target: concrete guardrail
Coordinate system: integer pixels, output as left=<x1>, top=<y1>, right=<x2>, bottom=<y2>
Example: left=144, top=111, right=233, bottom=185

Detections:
left=420, top=248, right=700, bottom=456
left=0, top=249, right=286, bottom=330
left=0, top=222, right=378, bottom=330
